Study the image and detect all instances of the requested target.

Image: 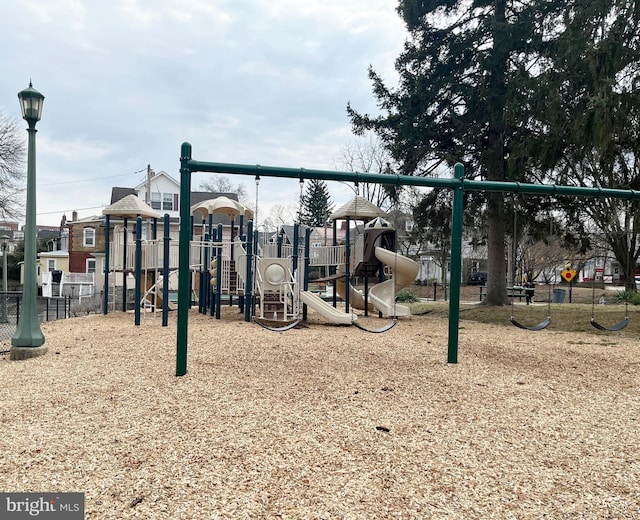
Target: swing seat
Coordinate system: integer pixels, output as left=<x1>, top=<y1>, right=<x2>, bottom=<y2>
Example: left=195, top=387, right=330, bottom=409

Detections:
left=509, top=316, right=551, bottom=331
left=352, top=317, right=397, bottom=334
left=590, top=317, right=629, bottom=332
left=252, top=316, right=302, bottom=332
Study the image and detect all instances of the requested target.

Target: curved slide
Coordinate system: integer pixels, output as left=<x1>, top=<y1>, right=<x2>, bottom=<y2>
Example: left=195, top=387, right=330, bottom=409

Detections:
left=368, top=247, right=419, bottom=317
left=334, top=276, right=375, bottom=312
left=299, top=290, right=355, bottom=325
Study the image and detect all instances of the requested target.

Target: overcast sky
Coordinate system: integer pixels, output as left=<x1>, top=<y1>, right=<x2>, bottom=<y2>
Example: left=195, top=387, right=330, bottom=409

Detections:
left=0, top=0, right=406, bottom=227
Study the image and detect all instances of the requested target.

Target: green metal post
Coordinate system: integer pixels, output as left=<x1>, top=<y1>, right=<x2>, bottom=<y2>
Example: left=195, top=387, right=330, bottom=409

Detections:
left=447, top=163, right=465, bottom=364
left=11, top=118, right=46, bottom=358
left=176, top=142, right=192, bottom=376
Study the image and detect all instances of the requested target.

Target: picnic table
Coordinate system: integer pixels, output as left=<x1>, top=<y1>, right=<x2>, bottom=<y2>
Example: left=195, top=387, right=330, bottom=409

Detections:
left=508, top=285, right=535, bottom=304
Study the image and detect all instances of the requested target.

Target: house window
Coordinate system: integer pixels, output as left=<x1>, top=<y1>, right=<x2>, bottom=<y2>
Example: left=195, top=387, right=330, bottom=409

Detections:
left=47, top=259, right=56, bottom=272
left=405, top=220, right=414, bottom=232
left=83, top=227, right=95, bottom=247
left=151, top=192, right=175, bottom=211
left=151, top=192, right=162, bottom=210
left=86, top=258, right=96, bottom=274
left=162, top=193, right=173, bottom=211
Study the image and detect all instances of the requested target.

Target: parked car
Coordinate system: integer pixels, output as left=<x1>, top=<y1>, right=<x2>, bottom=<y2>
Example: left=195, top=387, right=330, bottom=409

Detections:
left=467, top=271, right=487, bottom=285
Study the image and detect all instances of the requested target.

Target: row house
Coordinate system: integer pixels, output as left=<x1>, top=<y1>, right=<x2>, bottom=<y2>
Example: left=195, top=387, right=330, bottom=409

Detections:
left=35, top=170, right=241, bottom=300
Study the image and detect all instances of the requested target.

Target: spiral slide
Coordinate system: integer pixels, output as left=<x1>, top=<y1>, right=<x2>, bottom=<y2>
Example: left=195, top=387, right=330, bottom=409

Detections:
left=368, top=247, right=419, bottom=317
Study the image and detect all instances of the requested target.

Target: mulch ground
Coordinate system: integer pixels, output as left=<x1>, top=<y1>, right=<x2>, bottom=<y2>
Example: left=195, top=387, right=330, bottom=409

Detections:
left=1, top=307, right=638, bottom=519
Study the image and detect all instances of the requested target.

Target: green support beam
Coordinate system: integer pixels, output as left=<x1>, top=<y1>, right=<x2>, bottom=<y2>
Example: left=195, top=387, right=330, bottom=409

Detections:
left=448, top=163, right=465, bottom=364
left=176, top=143, right=192, bottom=376
left=184, top=157, right=640, bottom=201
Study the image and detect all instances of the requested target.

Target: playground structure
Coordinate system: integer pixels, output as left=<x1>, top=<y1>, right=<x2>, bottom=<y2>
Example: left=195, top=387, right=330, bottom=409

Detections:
left=173, top=142, right=640, bottom=376
left=103, top=195, right=419, bottom=332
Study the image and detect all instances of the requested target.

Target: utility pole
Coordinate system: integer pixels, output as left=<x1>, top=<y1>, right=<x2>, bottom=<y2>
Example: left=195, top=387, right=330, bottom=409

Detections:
left=145, top=164, right=155, bottom=240
left=146, top=164, right=152, bottom=205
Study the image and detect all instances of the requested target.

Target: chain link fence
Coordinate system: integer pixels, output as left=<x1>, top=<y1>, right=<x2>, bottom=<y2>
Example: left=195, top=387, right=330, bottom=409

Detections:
left=0, top=292, right=104, bottom=348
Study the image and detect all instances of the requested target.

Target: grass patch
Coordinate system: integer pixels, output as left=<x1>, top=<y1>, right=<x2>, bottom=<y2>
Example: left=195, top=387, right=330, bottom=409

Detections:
left=408, top=300, right=640, bottom=335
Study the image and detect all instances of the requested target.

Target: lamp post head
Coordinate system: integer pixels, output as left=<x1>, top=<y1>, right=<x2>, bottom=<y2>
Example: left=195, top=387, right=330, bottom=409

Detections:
left=18, top=81, right=45, bottom=125
left=0, top=234, right=8, bottom=250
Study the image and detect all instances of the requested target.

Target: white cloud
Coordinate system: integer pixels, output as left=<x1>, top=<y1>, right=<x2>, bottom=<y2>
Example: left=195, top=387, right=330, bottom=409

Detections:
left=39, top=136, right=115, bottom=162
left=0, top=0, right=406, bottom=225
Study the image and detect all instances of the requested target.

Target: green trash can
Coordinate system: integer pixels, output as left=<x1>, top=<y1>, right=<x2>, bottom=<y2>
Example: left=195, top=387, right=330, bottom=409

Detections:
left=552, top=288, right=566, bottom=303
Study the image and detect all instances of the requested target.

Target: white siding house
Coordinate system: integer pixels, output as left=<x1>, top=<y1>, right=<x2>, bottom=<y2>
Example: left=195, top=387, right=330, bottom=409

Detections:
left=134, top=170, right=181, bottom=220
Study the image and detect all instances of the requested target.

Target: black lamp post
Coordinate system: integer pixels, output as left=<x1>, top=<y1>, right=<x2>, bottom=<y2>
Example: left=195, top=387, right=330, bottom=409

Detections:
left=11, top=82, right=47, bottom=360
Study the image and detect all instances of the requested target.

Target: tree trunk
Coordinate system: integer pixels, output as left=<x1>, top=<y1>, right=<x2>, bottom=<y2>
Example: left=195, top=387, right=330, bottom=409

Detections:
left=481, top=0, right=510, bottom=306
left=485, top=191, right=509, bottom=304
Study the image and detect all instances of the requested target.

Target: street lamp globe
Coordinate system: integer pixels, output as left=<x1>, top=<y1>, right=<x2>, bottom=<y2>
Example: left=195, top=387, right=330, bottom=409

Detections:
left=18, top=82, right=45, bottom=124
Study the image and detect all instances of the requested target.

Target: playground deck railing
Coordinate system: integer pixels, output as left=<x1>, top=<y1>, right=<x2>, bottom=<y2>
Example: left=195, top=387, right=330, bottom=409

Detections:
left=109, top=240, right=185, bottom=271
left=107, top=239, right=347, bottom=276
left=258, top=243, right=346, bottom=267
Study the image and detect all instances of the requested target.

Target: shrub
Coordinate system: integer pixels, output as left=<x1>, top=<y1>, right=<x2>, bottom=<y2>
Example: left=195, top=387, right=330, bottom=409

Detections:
left=396, top=288, right=418, bottom=303
left=615, top=291, right=640, bottom=305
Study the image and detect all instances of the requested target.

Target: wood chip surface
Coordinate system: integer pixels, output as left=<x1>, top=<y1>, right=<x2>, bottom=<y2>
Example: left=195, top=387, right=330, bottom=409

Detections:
left=1, top=307, right=639, bottom=519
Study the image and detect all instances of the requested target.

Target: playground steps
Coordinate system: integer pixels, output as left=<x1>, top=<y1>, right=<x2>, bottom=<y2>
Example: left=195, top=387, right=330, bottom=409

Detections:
left=260, top=292, right=285, bottom=319
left=219, top=260, right=243, bottom=295
left=228, top=260, right=237, bottom=293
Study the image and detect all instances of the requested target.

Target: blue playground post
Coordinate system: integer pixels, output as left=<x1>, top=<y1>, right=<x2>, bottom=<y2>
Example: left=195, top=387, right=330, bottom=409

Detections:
left=134, top=216, right=142, bottom=326
left=103, top=214, right=110, bottom=315
left=162, top=213, right=170, bottom=327
left=244, top=219, right=254, bottom=322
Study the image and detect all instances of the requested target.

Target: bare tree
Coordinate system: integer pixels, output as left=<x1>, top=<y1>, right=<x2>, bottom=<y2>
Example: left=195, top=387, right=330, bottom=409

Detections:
left=261, top=204, right=297, bottom=233
left=199, top=174, right=248, bottom=203
left=0, top=112, right=25, bottom=218
left=518, top=232, right=590, bottom=285
left=336, top=133, right=396, bottom=210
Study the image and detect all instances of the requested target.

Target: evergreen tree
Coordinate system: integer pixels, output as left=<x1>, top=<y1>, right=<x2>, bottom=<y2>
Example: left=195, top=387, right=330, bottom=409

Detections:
left=299, top=180, right=334, bottom=227
left=348, top=0, right=640, bottom=302
left=348, top=0, right=554, bottom=304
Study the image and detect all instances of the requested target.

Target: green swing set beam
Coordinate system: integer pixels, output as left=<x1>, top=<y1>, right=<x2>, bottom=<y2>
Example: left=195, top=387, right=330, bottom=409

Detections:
left=176, top=142, right=640, bottom=376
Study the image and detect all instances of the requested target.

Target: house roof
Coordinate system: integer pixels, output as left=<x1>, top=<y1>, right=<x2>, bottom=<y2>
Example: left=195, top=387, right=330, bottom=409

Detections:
left=330, top=196, right=388, bottom=221
left=277, top=224, right=321, bottom=244
left=111, top=187, right=136, bottom=204
left=68, top=215, right=104, bottom=224
left=133, top=170, right=179, bottom=191
left=103, top=194, right=162, bottom=219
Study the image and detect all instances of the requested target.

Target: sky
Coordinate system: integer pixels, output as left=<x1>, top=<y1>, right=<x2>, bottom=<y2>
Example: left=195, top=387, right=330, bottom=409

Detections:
left=0, top=0, right=407, bottom=228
